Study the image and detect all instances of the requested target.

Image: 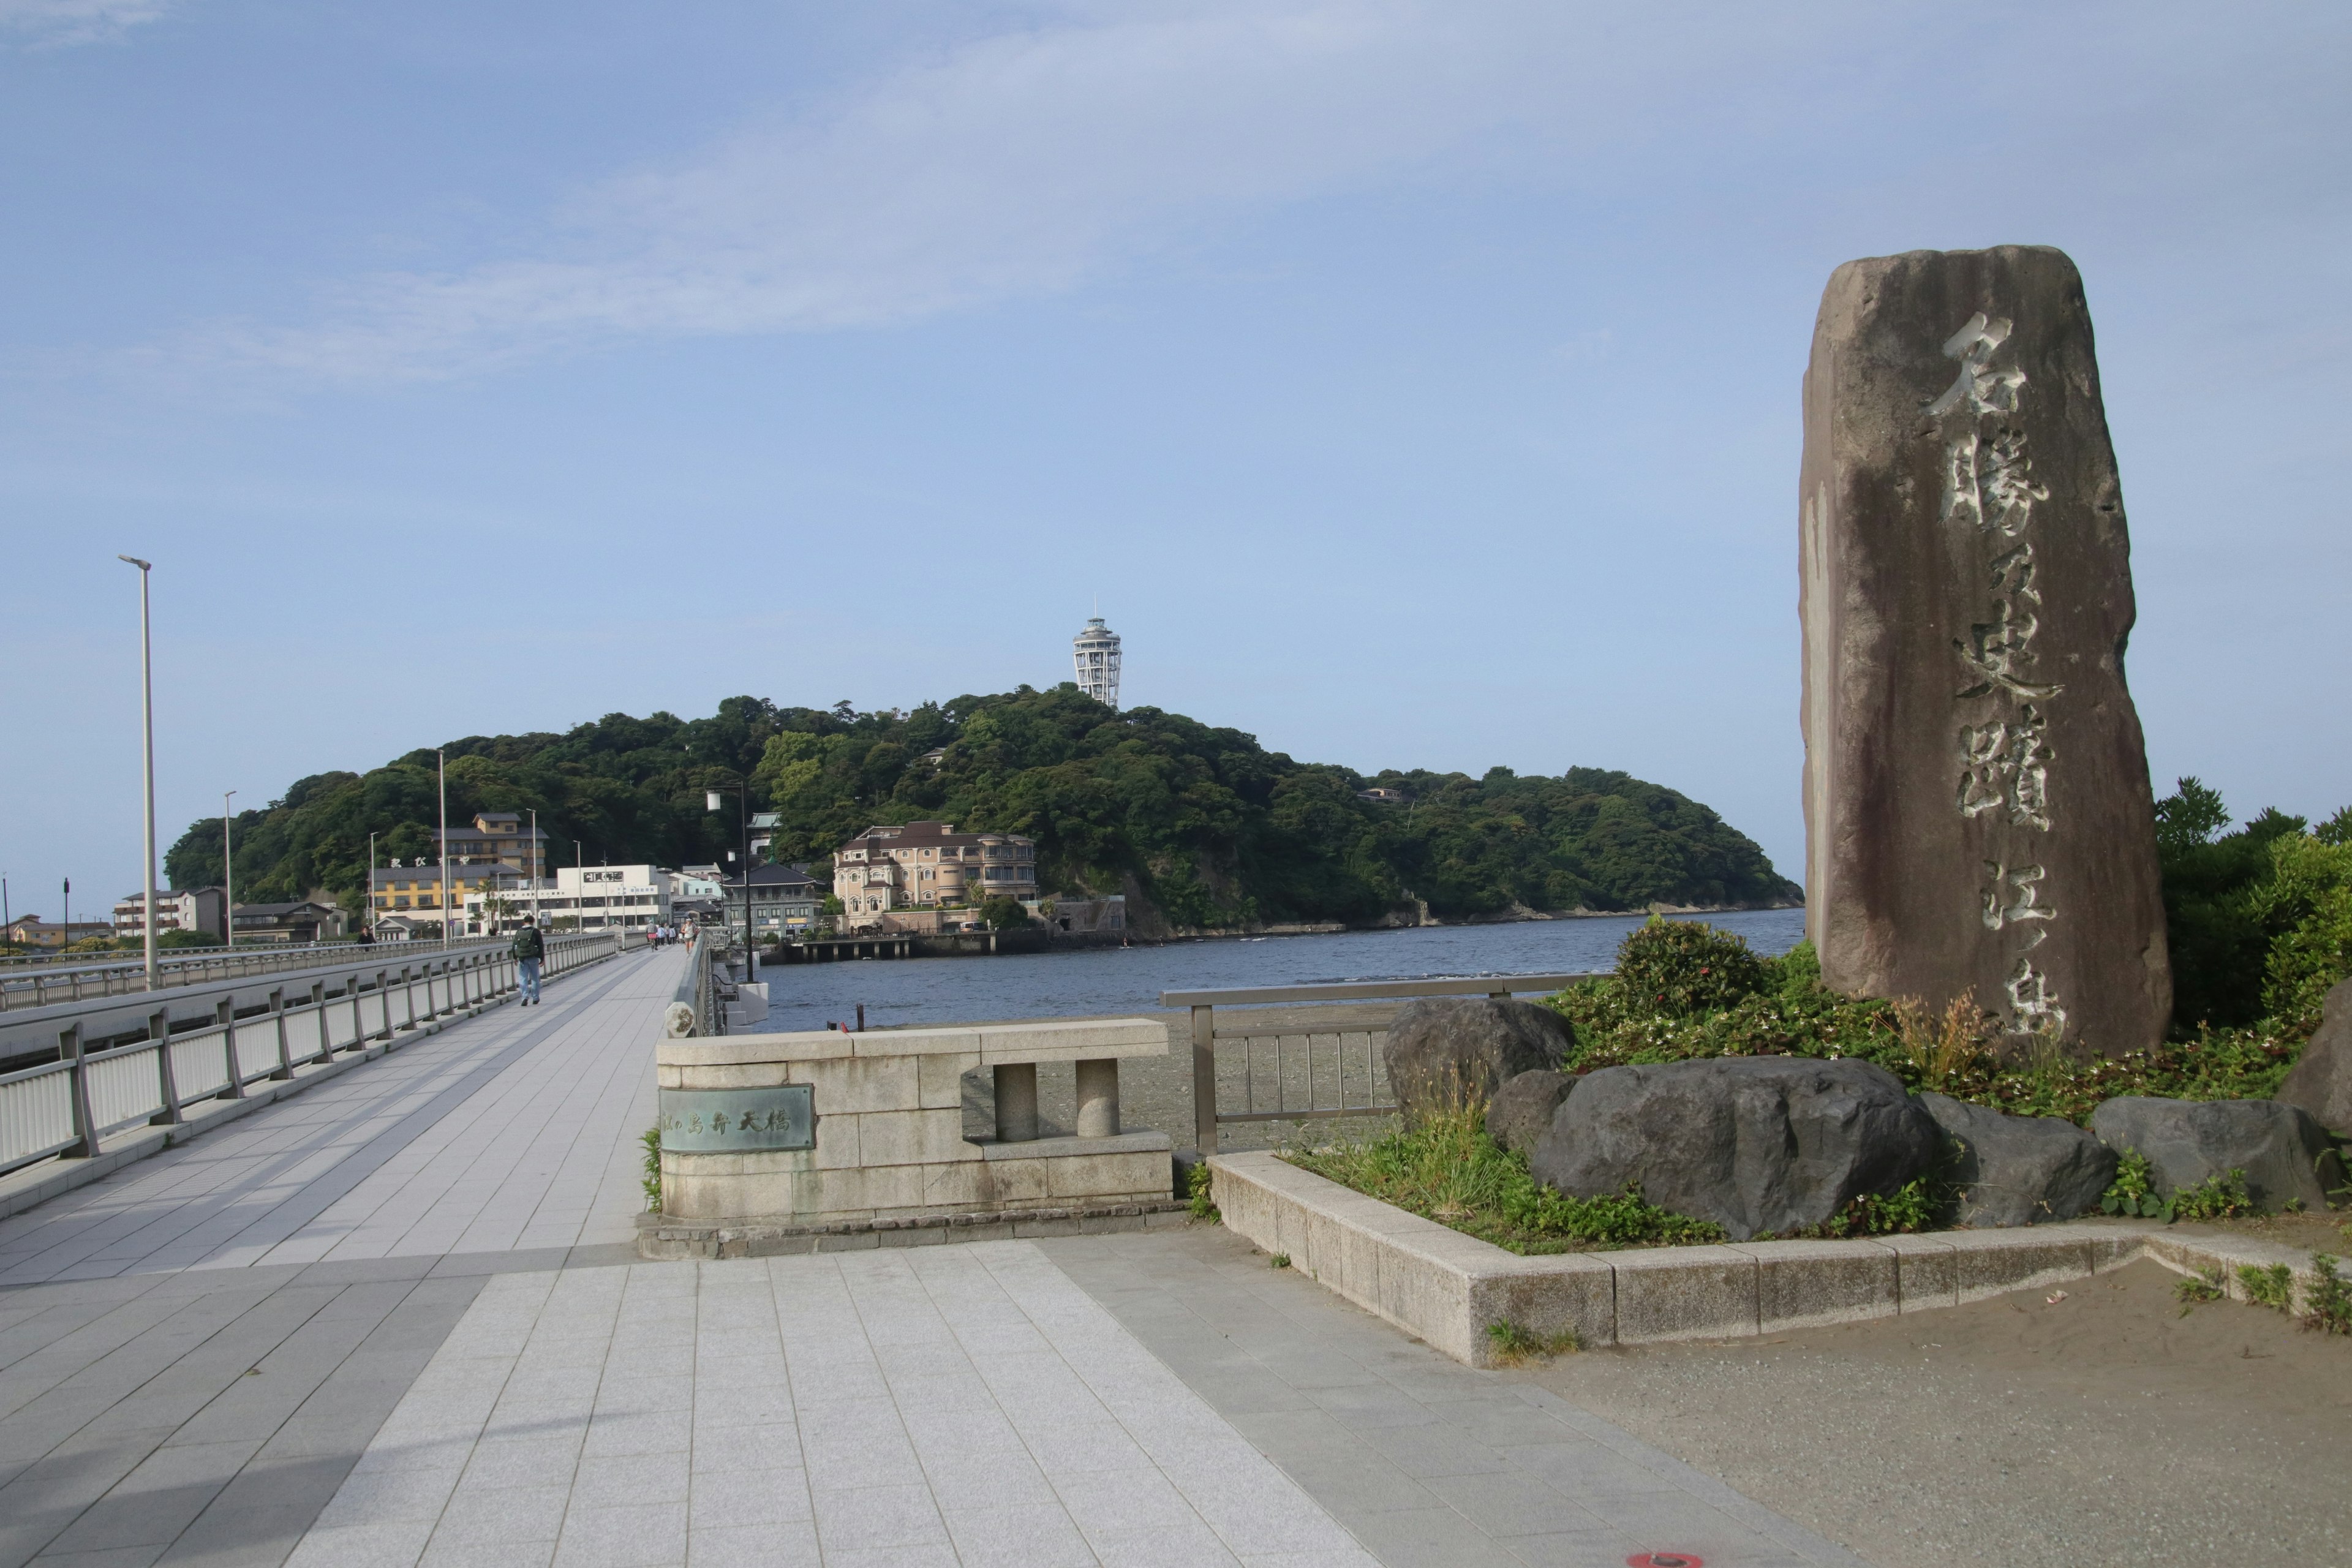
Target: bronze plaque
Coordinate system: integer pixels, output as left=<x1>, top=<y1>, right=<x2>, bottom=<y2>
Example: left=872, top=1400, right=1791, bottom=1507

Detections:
left=657, top=1085, right=815, bottom=1152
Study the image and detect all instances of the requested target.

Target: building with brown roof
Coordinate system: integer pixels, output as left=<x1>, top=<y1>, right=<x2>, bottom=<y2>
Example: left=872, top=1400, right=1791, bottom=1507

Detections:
left=833, top=822, right=1037, bottom=932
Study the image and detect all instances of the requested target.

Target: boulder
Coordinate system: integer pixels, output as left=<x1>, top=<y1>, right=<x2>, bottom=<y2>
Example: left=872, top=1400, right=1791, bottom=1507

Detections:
left=1918, top=1092, right=2116, bottom=1227
left=1529, top=1057, right=1943, bottom=1240
left=2089, top=1097, right=2346, bottom=1213
left=1382, top=999, right=1569, bottom=1128
left=1486, top=1069, right=1580, bottom=1155
left=2275, top=976, right=2352, bottom=1135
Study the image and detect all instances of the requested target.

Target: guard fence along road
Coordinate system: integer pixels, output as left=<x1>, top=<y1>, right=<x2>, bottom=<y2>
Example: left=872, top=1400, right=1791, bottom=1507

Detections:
left=1163, top=973, right=1592, bottom=1153
left=0, top=938, right=503, bottom=1012
left=0, top=931, right=622, bottom=1179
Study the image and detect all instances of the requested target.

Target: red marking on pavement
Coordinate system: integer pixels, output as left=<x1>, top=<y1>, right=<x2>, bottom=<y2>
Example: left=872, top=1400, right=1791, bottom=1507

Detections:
left=1627, top=1555, right=1704, bottom=1568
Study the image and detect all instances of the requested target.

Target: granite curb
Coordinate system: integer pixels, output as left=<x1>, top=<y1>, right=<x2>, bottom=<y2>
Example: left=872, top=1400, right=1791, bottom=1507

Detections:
left=1202, top=1148, right=2321, bottom=1366
left=0, top=950, right=619, bottom=1224
left=635, top=1199, right=1195, bottom=1258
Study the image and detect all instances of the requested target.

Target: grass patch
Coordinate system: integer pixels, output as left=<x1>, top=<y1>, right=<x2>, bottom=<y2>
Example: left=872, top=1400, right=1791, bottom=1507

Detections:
left=1286, top=1110, right=1725, bottom=1255
left=1485, top=1320, right=1581, bottom=1364
left=2175, top=1267, right=2225, bottom=1314
left=2239, top=1262, right=2295, bottom=1312
left=2304, top=1255, right=2351, bottom=1335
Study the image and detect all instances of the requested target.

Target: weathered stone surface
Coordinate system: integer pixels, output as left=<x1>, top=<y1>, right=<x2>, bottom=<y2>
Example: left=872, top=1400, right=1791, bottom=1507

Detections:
left=1918, top=1091, right=2116, bottom=1227
left=1800, top=246, right=2170, bottom=1055
left=2089, top=1096, right=2346, bottom=1212
left=2275, top=976, right=2352, bottom=1134
left=1485, top=1069, right=1580, bottom=1154
left=1382, top=999, right=1569, bottom=1128
left=1529, top=1057, right=1943, bottom=1241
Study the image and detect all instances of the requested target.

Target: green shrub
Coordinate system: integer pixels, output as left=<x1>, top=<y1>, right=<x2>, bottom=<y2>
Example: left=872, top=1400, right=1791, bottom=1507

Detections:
left=2101, top=1149, right=2168, bottom=1218
left=2304, top=1254, right=2351, bottom=1335
left=1288, top=1110, right=1725, bottom=1254
left=2171, top=1169, right=2255, bottom=1222
left=2239, top=1262, right=2295, bottom=1313
left=1612, top=916, right=1768, bottom=1018
left=1186, top=1159, right=1218, bottom=1223
left=639, top=1127, right=662, bottom=1213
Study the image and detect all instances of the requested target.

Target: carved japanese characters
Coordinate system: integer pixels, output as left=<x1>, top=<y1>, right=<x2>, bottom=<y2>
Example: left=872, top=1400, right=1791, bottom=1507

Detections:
left=1799, top=247, right=2169, bottom=1055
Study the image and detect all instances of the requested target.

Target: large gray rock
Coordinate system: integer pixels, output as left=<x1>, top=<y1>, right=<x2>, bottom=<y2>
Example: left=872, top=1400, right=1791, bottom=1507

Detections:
left=1918, top=1091, right=2115, bottom=1227
left=1383, top=999, right=1569, bottom=1128
left=2090, top=1096, right=2346, bottom=1213
left=1529, top=1057, right=1944, bottom=1240
left=1486, top=1069, right=1580, bottom=1155
left=1799, top=246, right=2170, bottom=1056
left=2275, top=976, right=2352, bottom=1135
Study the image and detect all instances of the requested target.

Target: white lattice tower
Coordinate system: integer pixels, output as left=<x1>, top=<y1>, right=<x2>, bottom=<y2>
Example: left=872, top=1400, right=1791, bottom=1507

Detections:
left=1072, top=617, right=1121, bottom=709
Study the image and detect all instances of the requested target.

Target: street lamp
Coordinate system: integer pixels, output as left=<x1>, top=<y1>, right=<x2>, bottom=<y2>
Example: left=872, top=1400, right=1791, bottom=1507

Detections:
left=222, top=791, right=236, bottom=949
left=116, top=556, right=157, bottom=990
left=705, top=784, right=752, bottom=961
left=437, top=748, right=449, bottom=949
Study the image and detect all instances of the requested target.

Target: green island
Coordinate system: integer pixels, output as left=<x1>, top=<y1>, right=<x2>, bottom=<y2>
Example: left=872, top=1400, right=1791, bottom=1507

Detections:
left=155, top=685, right=1796, bottom=935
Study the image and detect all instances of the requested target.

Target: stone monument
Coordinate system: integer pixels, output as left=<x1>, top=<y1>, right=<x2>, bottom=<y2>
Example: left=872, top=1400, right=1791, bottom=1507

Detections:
left=1799, top=246, right=2169, bottom=1054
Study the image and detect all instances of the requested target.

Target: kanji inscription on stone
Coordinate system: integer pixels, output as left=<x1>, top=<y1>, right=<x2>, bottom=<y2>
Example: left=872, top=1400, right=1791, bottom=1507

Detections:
left=1798, top=246, right=2169, bottom=1054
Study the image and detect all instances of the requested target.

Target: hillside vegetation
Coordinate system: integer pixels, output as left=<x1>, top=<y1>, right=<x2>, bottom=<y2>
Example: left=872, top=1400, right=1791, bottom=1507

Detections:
left=164, top=686, right=1799, bottom=932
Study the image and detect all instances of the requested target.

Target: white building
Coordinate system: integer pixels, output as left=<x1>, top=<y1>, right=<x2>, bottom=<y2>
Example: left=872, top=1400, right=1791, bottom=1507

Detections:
left=462, top=864, right=673, bottom=935
left=1073, top=616, right=1121, bottom=709
left=113, top=887, right=227, bottom=942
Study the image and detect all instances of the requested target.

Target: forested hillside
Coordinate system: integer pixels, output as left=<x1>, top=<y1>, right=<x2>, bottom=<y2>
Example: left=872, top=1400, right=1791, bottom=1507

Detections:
left=165, top=687, right=1800, bottom=932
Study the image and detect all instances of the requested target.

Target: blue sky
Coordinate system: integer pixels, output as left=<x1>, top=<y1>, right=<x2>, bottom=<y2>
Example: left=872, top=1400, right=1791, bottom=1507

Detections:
left=3, top=1, right=2346, bottom=919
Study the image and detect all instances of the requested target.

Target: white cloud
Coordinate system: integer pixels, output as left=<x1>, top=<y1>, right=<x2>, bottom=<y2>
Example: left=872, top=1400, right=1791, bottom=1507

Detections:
left=194, top=1, right=1838, bottom=382
left=0, top=0, right=170, bottom=45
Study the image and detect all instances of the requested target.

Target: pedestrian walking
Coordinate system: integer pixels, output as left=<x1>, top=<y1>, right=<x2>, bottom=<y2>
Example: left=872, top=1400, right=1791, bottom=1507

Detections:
left=513, top=921, right=545, bottom=1005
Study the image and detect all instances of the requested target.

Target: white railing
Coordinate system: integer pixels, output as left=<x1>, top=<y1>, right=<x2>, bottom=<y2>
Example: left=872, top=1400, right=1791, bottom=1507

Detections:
left=0, top=931, right=620, bottom=1177
left=0, top=937, right=522, bottom=1013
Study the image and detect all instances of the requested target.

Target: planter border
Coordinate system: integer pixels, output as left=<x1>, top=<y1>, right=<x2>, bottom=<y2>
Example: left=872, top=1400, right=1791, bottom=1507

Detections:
left=1208, top=1150, right=2331, bottom=1366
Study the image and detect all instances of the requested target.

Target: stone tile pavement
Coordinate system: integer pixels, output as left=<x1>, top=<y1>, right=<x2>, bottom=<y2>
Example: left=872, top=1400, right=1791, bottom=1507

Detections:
left=0, top=941, right=1879, bottom=1567
left=0, top=949, right=679, bottom=1286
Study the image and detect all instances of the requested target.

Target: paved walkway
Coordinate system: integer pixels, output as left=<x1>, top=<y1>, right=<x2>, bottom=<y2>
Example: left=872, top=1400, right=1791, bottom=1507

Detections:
left=0, top=948, right=1874, bottom=1567
left=0, top=950, right=674, bottom=1285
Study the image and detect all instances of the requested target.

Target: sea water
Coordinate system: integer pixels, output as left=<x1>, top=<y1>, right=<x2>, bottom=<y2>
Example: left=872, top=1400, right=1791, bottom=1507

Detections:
left=749, top=907, right=1807, bottom=1034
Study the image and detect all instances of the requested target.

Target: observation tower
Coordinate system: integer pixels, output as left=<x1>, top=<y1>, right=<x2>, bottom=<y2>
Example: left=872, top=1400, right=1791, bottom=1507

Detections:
left=1072, top=617, right=1121, bottom=709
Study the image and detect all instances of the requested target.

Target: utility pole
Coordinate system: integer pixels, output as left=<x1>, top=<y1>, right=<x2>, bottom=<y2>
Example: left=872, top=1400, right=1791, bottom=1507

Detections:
left=367, top=831, right=375, bottom=940
left=117, top=556, right=157, bottom=989
left=222, top=791, right=236, bottom=948
left=437, top=749, right=450, bottom=949
left=529, top=809, right=541, bottom=929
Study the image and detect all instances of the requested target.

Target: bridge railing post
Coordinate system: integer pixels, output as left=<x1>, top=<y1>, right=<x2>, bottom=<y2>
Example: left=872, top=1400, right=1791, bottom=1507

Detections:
left=61, top=1023, right=96, bottom=1158
left=153, top=1006, right=184, bottom=1125
left=218, top=997, right=243, bottom=1097
left=1190, top=1004, right=1218, bottom=1155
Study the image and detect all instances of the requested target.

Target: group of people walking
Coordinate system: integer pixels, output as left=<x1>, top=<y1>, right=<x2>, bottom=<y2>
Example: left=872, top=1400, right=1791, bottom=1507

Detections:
left=644, top=924, right=687, bottom=949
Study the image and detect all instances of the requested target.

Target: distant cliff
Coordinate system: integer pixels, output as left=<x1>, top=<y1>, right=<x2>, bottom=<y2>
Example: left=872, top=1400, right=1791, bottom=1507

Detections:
left=166, top=685, right=1801, bottom=929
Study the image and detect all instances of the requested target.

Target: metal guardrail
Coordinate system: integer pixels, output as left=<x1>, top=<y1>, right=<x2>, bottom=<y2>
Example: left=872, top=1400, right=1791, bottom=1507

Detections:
left=0, top=931, right=622, bottom=1179
left=0, top=938, right=514, bottom=1012
left=1167, top=973, right=1592, bottom=1152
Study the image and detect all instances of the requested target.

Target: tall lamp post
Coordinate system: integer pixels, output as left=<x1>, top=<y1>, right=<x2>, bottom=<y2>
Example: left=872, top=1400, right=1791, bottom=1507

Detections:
left=573, top=840, right=583, bottom=932
left=529, top=809, right=541, bottom=929
left=437, top=749, right=450, bottom=949
left=116, top=556, right=157, bottom=990
left=222, top=791, right=236, bottom=949
left=705, top=783, right=751, bottom=962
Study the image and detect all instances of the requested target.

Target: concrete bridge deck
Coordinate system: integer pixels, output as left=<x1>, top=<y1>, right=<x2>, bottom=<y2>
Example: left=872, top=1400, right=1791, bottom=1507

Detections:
left=0, top=948, right=1867, bottom=1568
